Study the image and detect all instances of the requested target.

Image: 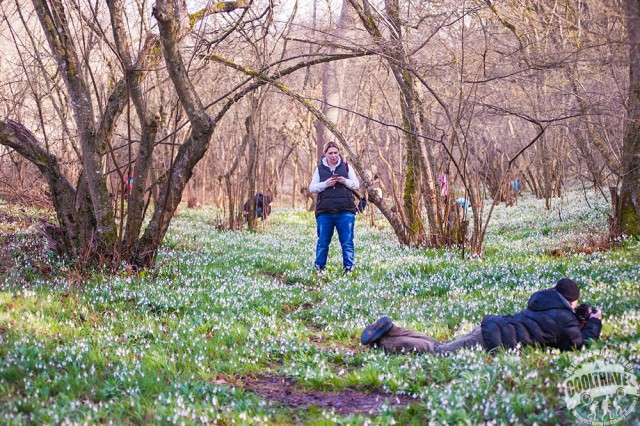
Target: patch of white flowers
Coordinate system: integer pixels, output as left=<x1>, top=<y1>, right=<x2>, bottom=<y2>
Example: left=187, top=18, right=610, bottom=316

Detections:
left=0, top=191, right=638, bottom=423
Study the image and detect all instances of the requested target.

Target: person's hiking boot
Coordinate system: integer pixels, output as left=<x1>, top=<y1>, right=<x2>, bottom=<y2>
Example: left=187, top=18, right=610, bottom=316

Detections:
left=361, top=316, right=393, bottom=345
left=343, top=267, right=354, bottom=275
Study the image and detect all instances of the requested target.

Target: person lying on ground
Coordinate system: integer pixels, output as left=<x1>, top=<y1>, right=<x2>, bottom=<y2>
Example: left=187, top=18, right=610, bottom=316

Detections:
left=361, top=278, right=602, bottom=355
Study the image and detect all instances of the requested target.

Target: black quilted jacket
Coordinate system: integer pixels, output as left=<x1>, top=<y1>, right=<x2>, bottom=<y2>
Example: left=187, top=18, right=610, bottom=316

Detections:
left=481, top=289, right=602, bottom=351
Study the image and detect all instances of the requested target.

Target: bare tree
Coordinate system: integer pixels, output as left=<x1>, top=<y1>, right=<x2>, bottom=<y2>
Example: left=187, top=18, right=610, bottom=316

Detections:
left=0, top=0, right=252, bottom=267
left=1, top=0, right=637, bottom=266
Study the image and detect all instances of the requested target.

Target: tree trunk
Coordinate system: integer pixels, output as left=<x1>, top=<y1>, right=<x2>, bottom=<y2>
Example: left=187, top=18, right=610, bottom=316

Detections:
left=0, top=119, right=83, bottom=256
left=32, top=0, right=118, bottom=252
left=138, top=1, right=218, bottom=265
left=347, top=0, right=436, bottom=246
left=246, top=99, right=259, bottom=231
left=618, top=0, right=640, bottom=236
left=107, top=0, right=161, bottom=254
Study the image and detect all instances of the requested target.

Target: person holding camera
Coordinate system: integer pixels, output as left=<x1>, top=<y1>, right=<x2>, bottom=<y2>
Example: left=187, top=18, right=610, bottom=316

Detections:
left=309, top=141, right=360, bottom=274
left=361, top=278, right=602, bottom=354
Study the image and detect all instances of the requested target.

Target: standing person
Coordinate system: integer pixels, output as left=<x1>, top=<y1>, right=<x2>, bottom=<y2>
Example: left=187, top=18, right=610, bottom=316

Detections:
left=123, top=168, right=134, bottom=198
left=309, top=141, right=360, bottom=273
left=361, top=278, right=602, bottom=354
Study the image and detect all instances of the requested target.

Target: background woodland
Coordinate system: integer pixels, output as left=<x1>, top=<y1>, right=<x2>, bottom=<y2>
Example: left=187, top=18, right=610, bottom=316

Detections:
left=1, top=0, right=639, bottom=267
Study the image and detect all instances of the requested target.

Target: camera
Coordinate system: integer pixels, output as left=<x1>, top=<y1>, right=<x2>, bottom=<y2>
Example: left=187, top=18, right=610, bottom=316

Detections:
left=575, top=303, right=598, bottom=322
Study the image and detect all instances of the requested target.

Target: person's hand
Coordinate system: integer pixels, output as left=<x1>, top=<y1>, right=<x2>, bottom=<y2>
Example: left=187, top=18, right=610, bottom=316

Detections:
left=335, top=176, right=346, bottom=184
left=591, top=308, right=602, bottom=320
left=325, top=176, right=339, bottom=187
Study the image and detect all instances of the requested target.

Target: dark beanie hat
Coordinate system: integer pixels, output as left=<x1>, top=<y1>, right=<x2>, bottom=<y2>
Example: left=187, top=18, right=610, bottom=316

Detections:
left=555, top=278, right=580, bottom=302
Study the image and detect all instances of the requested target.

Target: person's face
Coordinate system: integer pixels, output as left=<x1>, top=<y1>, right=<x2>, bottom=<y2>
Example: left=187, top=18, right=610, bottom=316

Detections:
left=325, top=148, right=340, bottom=166
left=570, top=299, right=579, bottom=309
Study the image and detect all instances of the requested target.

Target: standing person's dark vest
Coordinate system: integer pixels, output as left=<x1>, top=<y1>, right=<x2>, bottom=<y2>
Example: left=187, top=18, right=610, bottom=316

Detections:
left=315, top=158, right=357, bottom=218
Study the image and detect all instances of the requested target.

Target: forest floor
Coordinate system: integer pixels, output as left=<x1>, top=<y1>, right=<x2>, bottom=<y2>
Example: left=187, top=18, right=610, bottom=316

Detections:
left=0, top=190, right=638, bottom=424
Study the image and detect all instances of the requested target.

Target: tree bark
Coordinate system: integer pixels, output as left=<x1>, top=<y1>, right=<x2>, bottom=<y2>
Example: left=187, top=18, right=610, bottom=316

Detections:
left=107, top=0, right=161, bottom=253
left=32, top=0, right=117, bottom=249
left=619, top=0, right=640, bottom=236
left=246, top=99, right=259, bottom=230
left=0, top=119, right=82, bottom=256
left=347, top=0, right=436, bottom=245
left=138, top=1, right=217, bottom=264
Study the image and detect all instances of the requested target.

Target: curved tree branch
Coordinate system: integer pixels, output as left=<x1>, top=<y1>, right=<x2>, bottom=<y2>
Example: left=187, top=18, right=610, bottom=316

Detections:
left=0, top=119, right=82, bottom=255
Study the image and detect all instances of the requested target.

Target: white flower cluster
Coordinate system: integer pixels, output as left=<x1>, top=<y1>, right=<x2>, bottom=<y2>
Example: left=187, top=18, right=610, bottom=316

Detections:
left=0, top=192, right=637, bottom=423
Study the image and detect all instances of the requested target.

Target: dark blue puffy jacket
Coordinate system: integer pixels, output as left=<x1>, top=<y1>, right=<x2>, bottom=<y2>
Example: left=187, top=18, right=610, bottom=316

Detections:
left=481, top=289, right=601, bottom=351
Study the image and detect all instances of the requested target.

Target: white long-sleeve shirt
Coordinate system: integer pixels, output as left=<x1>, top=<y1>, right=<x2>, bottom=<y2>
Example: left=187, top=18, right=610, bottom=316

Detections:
left=309, top=156, right=359, bottom=193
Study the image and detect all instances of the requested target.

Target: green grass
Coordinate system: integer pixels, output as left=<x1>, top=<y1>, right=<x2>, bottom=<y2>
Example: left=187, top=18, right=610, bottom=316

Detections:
left=0, top=191, right=638, bottom=424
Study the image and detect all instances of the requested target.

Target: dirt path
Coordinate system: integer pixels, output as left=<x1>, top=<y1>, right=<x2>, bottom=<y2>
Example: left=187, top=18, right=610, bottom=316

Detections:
left=241, top=375, right=417, bottom=416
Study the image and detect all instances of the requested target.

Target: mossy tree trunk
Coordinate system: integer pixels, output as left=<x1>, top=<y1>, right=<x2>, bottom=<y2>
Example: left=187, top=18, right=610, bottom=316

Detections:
left=348, top=0, right=442, bottom=246
left=618, top=0, right=640, bottom=237
left=31, top=0, right=119, bottom=256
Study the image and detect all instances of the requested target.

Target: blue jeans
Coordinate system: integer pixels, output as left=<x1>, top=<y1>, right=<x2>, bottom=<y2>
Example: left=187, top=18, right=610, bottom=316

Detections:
left=314, top=212, right=356, bottom=270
